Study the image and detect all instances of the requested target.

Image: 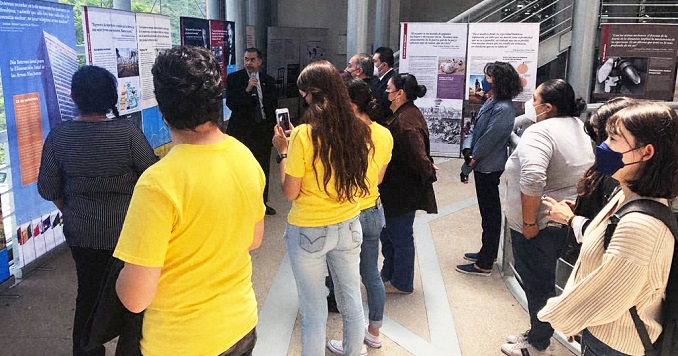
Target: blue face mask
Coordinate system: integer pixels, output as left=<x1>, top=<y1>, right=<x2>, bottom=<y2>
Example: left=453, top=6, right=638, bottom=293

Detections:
left=595, top=142, right=642, bottom=176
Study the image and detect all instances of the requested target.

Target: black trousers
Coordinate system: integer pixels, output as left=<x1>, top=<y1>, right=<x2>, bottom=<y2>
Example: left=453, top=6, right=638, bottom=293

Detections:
left=227, top=122, right=274, bottom=203
left=218, top=328, right=257, bottom=356
left=474, top=170, right=503, bottom=270
left=511, top=228, right=567, bottom=350
left=70, top=247, right=113, bottom=356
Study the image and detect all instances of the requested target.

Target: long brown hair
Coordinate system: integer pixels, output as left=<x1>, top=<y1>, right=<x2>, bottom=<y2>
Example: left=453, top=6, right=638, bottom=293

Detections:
left=297, top=61, right=374, bottom=202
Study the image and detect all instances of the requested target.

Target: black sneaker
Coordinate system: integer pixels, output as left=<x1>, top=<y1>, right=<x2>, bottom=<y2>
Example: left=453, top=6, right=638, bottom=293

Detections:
left=463, top=252, right=497, bottom=263
left=455, top=263, right=491, bottom=276
left=265, top=204, right=276, bottom=215
left=463, top=252, right=479, bottom=262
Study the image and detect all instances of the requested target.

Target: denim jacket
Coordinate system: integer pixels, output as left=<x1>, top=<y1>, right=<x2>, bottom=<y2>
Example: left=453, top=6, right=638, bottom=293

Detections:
left=462, top=98, right=515, bottom=173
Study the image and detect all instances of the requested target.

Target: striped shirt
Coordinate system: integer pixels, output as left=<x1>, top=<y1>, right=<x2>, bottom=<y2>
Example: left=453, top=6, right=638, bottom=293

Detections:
left=37, top=119, right=158, bottom=250
left=538, top=191, right=674, bottom=355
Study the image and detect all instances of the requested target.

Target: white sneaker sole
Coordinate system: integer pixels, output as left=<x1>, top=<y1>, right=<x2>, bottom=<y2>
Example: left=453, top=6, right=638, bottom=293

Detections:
left=364, top=337, right=381, bottom=349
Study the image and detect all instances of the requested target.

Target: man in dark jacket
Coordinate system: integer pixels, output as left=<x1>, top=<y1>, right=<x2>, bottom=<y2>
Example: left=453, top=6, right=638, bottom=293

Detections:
left=345, top=53, right=384, bottom=122
left=226, top=48, right=278, bottom=215
left=372, top=47, right=396, bottom=122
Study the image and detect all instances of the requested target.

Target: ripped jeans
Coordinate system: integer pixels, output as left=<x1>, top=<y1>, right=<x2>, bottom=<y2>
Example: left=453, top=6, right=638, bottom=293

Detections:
left=284, top=215, right=365, bottom=356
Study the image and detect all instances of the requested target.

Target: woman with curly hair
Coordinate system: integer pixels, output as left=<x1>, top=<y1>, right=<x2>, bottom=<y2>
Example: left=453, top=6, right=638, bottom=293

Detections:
left=456, top=61, right=523, bottom=276
left=272, top=61, right=373, bottom=356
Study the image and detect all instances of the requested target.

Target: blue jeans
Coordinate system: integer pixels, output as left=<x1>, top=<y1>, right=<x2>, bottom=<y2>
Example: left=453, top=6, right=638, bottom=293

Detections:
left=380, top=211, right=416, bottom=293
left=581, top=329, right=631, bottom=356
left=285, top=216, right=365, bottom=356
left=510, top=227, right=567, bottom=351
left=359, top=202, right=386, bottom=328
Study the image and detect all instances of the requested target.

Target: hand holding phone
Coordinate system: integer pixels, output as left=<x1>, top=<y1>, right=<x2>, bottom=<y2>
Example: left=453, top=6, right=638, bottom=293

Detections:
left=276, top=108, right=291, bottom=132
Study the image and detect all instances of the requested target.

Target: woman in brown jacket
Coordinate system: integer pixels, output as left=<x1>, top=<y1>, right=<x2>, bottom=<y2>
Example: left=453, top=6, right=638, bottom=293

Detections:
left=378, top=73, right=437, bottom=294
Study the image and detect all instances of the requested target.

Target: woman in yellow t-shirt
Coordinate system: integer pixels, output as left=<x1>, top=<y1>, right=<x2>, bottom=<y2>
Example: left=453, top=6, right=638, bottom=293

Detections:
left=326, top=77, right=394, bottom=354
left=272, top=61, right=373, bottom=356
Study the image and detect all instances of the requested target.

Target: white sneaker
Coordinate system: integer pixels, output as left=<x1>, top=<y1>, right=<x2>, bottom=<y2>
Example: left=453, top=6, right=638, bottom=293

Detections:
left=327, top=339, right=368, bottom=356
left=501, top=340, right=553, bottom=356
left=506, top=329, right=529, bottom=344
left=364, top=326, right=382, bottom=348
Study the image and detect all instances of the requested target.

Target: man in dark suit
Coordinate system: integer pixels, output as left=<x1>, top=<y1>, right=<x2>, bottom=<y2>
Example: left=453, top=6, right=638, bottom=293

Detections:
left=372, top=47, right=396, bottom=122
left=226, top=47, right=278, bottom=215
left=345, top=53, right=384, bottom=122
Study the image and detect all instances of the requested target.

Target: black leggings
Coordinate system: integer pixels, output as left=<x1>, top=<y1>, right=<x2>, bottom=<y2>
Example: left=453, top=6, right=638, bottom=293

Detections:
left=70, top=247, right=113, bottom=356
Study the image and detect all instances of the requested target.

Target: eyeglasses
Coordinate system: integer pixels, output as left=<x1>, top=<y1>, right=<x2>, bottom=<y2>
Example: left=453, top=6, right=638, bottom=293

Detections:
left=385, top=89, right=397, bottom=93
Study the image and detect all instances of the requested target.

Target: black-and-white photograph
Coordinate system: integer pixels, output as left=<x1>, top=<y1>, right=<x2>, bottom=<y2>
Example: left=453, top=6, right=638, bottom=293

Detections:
left=225, top=21, right=235, bottom=65
left=594, top=56, right=648, bottom=95
left=417, top=98, right=463, bottom=155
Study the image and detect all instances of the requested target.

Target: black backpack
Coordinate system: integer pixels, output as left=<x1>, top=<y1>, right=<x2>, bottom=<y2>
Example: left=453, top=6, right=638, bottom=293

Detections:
left=604, top=199, right=678, bottom=356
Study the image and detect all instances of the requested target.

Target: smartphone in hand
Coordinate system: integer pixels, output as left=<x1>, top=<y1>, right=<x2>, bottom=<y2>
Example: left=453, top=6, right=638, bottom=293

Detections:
left=275, top=108, right=291, bottom=131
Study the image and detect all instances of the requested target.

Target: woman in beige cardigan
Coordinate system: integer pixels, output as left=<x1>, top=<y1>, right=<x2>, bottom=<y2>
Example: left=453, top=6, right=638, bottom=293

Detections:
left=538, top=102, right=678, bottom=355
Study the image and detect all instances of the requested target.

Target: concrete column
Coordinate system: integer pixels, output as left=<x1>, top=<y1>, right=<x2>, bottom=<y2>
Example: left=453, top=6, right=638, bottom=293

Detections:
left=112, top=0, right=131, bottom=11
left=347, top=0, right=369, bottom=61
left=206, top=0, right=224, bottom=20
left=389, top=0, right=400, bottom=51
left=567, top=0, right=602, bottom=101
left=246, top=0, right=266, bottom=50
left=374, top=0, right=391, bottom=50
left=227, top=0, right=247, bottom=70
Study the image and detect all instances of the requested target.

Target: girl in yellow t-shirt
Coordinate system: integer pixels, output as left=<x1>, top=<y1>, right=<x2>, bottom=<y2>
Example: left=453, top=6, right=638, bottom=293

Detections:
left=272, top=61, right=373, bottom=356
left=324, top=77, right=394, bottom=354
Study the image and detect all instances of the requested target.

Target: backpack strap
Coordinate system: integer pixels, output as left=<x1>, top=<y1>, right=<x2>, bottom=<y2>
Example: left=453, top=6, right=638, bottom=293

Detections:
left=629, top=306, right=656, bottom=354
left=604, top=199, right=678, bottom=250
left=603, top=199, right=678, bottom=354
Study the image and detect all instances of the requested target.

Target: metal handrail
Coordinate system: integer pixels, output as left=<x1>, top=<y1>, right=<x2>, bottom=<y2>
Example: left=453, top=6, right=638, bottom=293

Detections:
left=539, top=18, right=572, bottom=38
left=603, top=3, right=678, bottom=7
left=498, top=0, right=548, bottom=23
left=601, top=16, right=678, bottom=20
left=477, top=0, right=523, bottom=22
left=449, top=0, right=519, bottom=23
left=526, top=3, right=573, bottom=24
left=585, top=101, right=678, bottom=113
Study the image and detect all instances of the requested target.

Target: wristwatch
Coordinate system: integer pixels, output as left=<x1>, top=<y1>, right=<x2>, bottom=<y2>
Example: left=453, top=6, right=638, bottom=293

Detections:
left=276, top=153, right=287, bottom=164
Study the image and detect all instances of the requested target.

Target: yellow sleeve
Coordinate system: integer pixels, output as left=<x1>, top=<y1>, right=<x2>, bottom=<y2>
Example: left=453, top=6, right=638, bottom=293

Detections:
left=113, top=178, right=176, bottom=268
left=285, top=126, right=306, bottom=178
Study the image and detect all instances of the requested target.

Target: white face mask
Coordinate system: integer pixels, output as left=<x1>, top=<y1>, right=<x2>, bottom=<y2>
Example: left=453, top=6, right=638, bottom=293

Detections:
left=524, top=99, right=537, bottom=122
left=524, top=100, right=546, bottom=122
left=373, top=63, right=381, bottom=77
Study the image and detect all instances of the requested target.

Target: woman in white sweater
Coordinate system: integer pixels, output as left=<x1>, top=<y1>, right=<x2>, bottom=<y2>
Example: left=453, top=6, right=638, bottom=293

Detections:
left=538, top=102, right=678, bottom=355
